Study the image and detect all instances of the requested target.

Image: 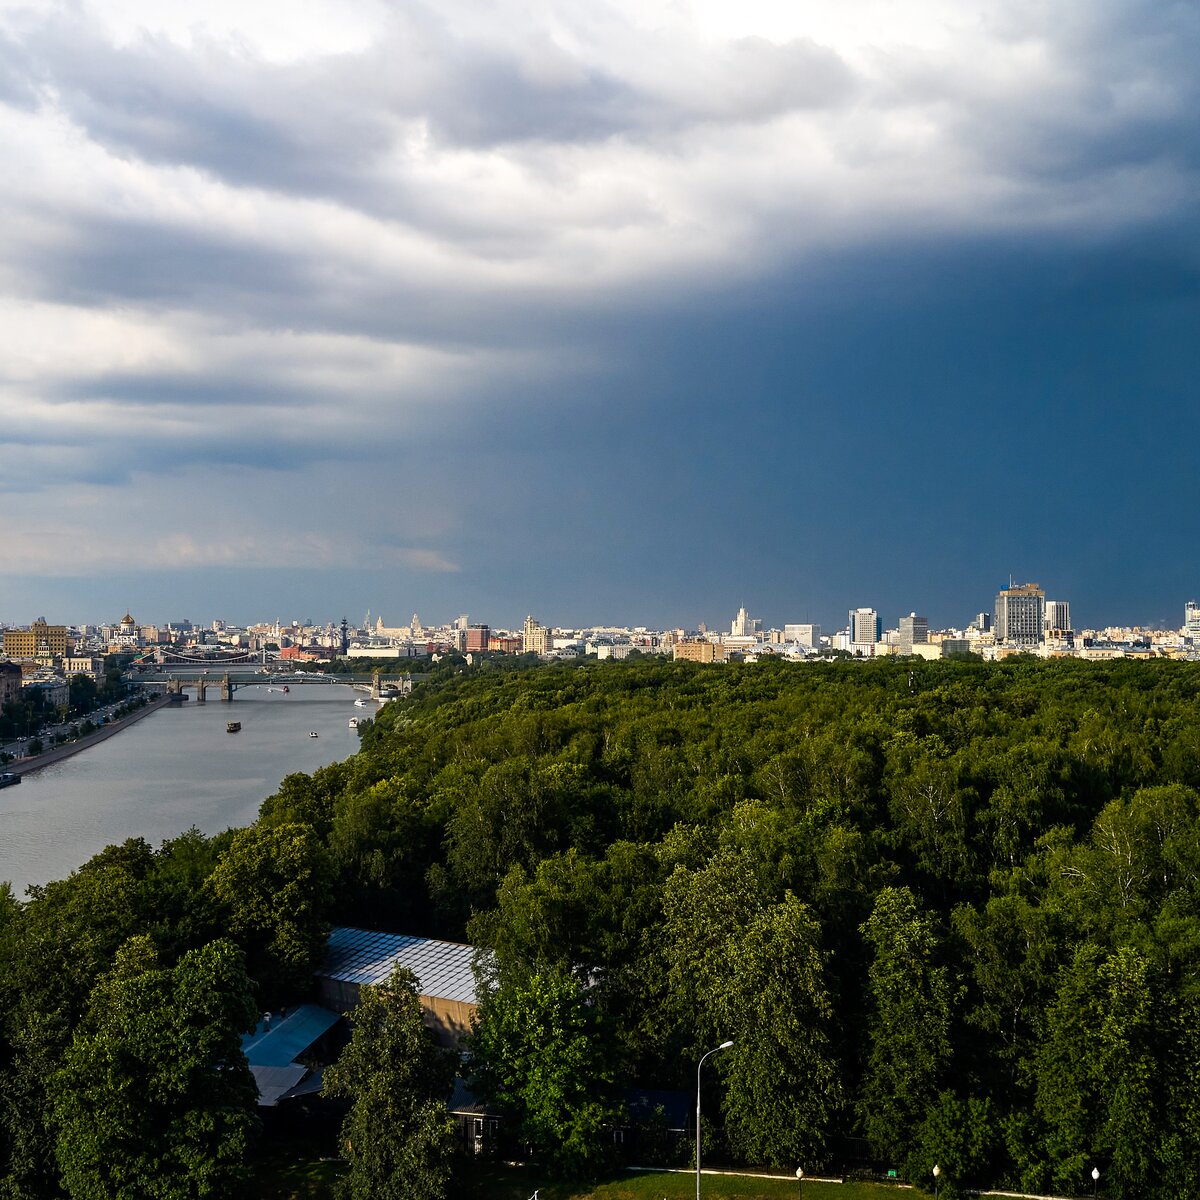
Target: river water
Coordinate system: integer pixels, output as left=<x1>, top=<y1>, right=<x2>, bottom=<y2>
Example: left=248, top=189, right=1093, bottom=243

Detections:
left=0, top=685, right=367, bottom=894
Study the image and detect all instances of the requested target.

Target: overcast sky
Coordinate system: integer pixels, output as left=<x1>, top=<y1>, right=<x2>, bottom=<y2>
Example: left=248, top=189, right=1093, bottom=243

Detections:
left=1, top=0, right=1198, bottom=632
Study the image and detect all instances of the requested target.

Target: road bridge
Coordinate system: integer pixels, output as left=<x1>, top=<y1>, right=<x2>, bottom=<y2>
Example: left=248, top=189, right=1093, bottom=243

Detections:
left=140, top=671, right=414, bottom=704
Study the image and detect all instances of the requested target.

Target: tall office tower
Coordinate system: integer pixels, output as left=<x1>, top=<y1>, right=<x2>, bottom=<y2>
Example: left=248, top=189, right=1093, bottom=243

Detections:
left=731, top=606, right=751, bottom=637
left=898, top=613, right=929, bottom=654
left=994, top=583, right=1045, bottom=645
left=849, top=607, right=882, bottom=645
left=1186, top=601, right=1200, bottom=641
left=1044, top=600, right=1072, bottom=634
left=466, top=624, right=490, bottom=653
left=973, top=612, right=992, bottom=632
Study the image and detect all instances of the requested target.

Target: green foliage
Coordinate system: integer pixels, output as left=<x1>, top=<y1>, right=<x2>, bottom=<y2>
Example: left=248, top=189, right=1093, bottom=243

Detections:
left=470, top=967, right=622, bottom=1179
left=907, top=1092, right=999, bottom=1198
left=322, top=966, right=454, bottom=1200
left=718, top=895, right=843, bottom=1167
left=858, top=887, right=953, bottom=1163
left=1033, top=943, right=1193, bottom=1199
left=10, top=657, right=1200, bottom=1194
left=49, top=936, right=259, bottom=1199
left=205, top=823, right=333, bottom=1003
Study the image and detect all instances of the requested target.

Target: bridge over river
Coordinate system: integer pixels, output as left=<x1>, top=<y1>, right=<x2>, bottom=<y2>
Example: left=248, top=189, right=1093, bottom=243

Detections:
left=137, top=669, right=414, bottom=704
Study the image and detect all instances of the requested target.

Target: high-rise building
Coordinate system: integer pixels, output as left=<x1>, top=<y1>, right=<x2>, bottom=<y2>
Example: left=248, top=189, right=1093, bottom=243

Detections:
left=849, top=607, right=882, bottom=646
left=1044, top=600, right=1071, bottom=635
left=466, top=624, right=490, bottom=653
left=1185, top=601, right=1200, bottom=642
left=522, top=615, right=551, bottom=656
left=898, top=613, right=929, bottom=654
left=730, top=607, right=761, bottom=638
left=995, top=583, right=1045, bottom=646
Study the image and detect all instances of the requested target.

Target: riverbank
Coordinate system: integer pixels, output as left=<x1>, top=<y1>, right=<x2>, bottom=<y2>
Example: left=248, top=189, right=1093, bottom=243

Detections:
left=6, top=693, right=174, bottom=777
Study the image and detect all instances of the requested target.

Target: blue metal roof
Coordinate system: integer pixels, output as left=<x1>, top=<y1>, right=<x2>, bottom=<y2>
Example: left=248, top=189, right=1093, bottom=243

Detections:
left=242, top=1003, right=341, bottom=1068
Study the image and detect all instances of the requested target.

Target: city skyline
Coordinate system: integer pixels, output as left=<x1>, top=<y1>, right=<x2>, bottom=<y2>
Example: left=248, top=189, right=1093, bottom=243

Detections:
left=2, top=2, right=1198, bottom=628
left=3, top=585, right=1198, bottom=640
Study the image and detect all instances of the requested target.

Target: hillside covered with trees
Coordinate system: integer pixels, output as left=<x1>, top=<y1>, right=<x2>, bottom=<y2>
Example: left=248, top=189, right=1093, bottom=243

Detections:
left=3, top=656, right=1200, bottom=1198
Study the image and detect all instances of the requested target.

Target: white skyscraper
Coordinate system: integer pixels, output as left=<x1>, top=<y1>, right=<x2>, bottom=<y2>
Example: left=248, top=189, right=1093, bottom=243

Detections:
left=1186, top=601, right=1200, bottom=642
left=1045, top=600, right=1071, bottom=634
left=849, top=607, right=881, bottom=646
left=730, top=607, right=761, bottom=639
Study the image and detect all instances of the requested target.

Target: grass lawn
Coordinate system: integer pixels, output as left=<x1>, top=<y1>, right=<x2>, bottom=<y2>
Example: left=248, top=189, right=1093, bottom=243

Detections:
left=252, top=1141, right=346, bottom=1200
left=454, top=1163, right=918, bottom=1200
left=250, top=1147, right=923, bottom=1200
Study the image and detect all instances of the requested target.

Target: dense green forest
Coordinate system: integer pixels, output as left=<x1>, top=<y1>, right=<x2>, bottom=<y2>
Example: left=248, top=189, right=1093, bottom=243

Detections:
left=3, top=656, right=1200, bottom=1198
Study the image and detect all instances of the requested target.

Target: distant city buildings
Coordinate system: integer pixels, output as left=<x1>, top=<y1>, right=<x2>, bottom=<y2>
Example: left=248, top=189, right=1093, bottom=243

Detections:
left=3, top=618, right=71, bottom=661
left=783, top=624, right=821, bottom=648
left=6, top=579, right=1200, bottom=688
left=1186, top=601, right=1200, bottom=643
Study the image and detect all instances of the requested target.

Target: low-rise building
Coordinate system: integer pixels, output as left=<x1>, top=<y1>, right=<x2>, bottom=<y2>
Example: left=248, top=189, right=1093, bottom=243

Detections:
left=63, top=656, right=105, bottom=678
left=673, top=639, right=729, bottom=663
left=316, top=927, right=485, bottom=1048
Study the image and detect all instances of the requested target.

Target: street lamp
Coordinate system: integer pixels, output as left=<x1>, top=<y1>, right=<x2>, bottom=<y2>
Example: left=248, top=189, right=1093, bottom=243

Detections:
left=796, top=1166, right=804, bottom=1200
left=1092, top=1166, right=1100, bottom=1197
left=932, top=1163, right=940, bottom=1200
left=696, top=1040, right=733, bottom=1200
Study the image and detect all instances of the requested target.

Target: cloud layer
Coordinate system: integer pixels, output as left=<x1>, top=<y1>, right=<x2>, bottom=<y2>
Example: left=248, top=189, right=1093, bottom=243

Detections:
left=1, top=0, right=1198, bottom=623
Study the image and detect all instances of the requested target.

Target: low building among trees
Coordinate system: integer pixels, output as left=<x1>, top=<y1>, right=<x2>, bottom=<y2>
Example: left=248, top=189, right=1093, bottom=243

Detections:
left=317, top=927, right=484, bottom=1047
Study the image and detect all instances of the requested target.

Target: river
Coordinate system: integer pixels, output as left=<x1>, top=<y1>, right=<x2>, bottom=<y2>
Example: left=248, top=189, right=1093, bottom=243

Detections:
left=0, top=685, right=367, bottom=894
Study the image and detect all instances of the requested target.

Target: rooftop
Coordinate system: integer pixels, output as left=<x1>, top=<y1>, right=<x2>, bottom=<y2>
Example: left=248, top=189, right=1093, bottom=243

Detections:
left=320, top=926, right=482, bottom=1004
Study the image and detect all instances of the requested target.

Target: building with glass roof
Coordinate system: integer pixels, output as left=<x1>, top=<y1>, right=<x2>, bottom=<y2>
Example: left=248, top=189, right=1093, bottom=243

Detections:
left=317, top=927, right=489, bottom=1045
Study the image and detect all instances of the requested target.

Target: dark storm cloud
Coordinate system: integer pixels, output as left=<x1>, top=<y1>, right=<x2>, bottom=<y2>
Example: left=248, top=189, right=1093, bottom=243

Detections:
left=2, top=0, right=1199, bottom=615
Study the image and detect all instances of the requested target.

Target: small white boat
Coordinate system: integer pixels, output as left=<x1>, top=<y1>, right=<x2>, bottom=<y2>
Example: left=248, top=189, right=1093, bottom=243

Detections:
left=307, top=730, right=319, bottom=738
left=354, top=698, right=368, bottom=707
left=349, top=717, right=361, bottom=728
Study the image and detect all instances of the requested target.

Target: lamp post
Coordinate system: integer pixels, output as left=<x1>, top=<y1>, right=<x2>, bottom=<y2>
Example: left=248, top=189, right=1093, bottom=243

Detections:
left=1092, top=1166, right=1100, bottom=1197
left=696, top=1040, right=733, bottom=1200
left=796, top=1166, right=804, bottom=1200
left=932, top=1164, right=940, bottom=1200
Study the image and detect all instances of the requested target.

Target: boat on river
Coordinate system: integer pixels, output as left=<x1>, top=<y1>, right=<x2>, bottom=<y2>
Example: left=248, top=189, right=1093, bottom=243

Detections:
left=226, top=721, right=241, bottom=733
left=307, top=730, right=319, bottom=738
left=0, top=772, right=20, bottom=789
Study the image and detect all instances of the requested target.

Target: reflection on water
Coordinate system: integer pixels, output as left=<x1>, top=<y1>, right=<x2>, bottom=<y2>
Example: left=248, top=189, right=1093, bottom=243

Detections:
left=0, top=685, right=366, bottom=894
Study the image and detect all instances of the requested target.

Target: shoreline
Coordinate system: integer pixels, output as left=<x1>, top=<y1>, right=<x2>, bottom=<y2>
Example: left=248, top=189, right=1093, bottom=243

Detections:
left=5, top=692, right=174, bottom=777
